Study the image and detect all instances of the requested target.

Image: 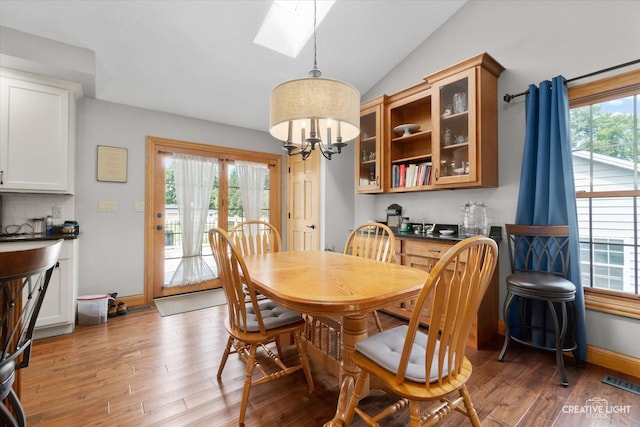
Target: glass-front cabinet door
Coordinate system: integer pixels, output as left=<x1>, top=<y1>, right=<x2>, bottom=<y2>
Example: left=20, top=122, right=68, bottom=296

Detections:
left=432, top=68, right=477, bottom=186
left=355, top=96, right=385, bottom=193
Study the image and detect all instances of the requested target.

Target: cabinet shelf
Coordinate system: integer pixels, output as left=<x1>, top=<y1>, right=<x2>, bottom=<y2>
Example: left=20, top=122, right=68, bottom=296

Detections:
left=389, top=185, right=432, bottom=193
left=391, top=129, right=431, bottom=143
left=441, top=141, right=469, bottom=151
left=441, top=111, right=468, bottom=120
left=392, top=154, right=431, bottom=164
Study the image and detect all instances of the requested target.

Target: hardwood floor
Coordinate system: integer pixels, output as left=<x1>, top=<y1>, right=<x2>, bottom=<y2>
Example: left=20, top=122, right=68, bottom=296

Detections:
left=23, top=305, right=640, bottom=426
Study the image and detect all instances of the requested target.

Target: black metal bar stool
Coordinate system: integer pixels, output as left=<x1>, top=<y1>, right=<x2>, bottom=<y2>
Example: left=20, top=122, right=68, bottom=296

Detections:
left=498, top=225, right=577, bottom=386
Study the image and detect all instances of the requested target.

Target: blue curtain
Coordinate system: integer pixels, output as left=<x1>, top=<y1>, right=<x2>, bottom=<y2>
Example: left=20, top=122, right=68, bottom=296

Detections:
left=514, top=76, right=587, bottom=361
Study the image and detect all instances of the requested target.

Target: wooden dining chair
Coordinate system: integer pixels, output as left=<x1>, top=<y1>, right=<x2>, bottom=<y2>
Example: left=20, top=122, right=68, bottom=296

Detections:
left=344, top=221, right=396, bottom=332
left=305, top=222, right=396, bottom=368
left=230, top=219, right=284, bottom=353
left=230, top=219, right=282, bottom=256
left=344, top=236, right=498, bottom=427
left=208, top=228, right=314, bottom=425
left=1, top=239, right=63, bottom=427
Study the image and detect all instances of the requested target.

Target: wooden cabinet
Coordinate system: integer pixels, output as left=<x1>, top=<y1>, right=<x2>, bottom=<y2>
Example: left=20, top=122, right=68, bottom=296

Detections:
left=34, top=239, right=79, bottom=339
left=355, top=95, right=386, bottom=193
left=384, top=236, right=498, bottom=349
left=0, top=69, right=82, bottom=194
left=428, top=54, right=504, bottom=188
left=355, top=53, right=504, bottom=194
left=386, top=84, right=433, bottom=192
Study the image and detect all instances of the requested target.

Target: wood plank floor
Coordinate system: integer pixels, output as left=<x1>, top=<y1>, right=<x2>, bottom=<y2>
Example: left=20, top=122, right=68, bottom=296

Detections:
left=22, top=305, right=640, bottom=426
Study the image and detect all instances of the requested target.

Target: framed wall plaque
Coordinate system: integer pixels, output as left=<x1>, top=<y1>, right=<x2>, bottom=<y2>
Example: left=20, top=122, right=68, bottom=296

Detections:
left=97, top=145, right=128, bottom=183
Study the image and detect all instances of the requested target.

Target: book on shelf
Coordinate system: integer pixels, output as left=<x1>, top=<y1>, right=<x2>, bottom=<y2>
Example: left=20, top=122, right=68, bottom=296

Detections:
left=392, top=161, right=432, bottom=189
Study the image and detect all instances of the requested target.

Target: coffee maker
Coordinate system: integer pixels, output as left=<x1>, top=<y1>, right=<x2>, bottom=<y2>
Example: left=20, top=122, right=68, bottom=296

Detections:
left=385, top=204, right=402, bottom=229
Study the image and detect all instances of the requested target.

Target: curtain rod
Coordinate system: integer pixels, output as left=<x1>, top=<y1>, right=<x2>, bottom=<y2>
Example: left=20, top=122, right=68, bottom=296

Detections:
left=503, top=58, right=640, bottom=103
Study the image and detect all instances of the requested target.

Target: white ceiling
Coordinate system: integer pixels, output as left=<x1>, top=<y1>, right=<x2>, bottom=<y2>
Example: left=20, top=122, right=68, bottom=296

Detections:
left=0, top=0, right=466, bottom=133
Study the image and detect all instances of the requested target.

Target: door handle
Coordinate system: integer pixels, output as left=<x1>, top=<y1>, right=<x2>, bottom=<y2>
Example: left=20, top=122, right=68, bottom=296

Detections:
left=306, top=224, right=315, bottom=229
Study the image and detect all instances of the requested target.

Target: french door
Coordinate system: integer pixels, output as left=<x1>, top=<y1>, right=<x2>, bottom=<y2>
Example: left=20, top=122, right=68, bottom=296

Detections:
left=145, top=136, right=282, bottom=301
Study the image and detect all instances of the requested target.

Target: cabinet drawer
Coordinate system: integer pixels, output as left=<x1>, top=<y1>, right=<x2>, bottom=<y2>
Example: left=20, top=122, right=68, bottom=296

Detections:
left=404, top=240, right=452, bottom=259
left=406, top=255, right=438, bottom=272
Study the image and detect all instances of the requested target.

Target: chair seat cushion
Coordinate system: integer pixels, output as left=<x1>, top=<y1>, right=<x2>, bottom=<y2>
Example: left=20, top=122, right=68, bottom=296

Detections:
left=355, top=325, right=448, bottom=383
left=245, top=299, right=303, bottom=332
left=507, top=272, right=576, bottom=300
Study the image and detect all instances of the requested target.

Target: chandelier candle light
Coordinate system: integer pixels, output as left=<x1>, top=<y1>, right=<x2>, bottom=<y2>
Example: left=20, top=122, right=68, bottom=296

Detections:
left=269, top=0, right=360, bottom=160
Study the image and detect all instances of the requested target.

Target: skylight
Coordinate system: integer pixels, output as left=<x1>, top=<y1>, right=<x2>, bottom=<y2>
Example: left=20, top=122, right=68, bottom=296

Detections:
left=254, top=0, right=335, bottom=58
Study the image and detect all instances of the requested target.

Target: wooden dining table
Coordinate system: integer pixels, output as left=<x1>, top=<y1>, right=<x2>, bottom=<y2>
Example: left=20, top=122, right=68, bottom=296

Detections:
left=242, top=250, right=429, bottom=426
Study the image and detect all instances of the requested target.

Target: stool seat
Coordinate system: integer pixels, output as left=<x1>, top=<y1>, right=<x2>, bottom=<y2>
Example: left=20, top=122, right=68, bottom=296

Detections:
left=506, top=272, right=576, bottom=301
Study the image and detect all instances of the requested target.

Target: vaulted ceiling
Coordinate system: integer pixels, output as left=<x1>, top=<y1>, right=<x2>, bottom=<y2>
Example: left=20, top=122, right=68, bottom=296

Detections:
left=0, top=0, right=466, bottom=133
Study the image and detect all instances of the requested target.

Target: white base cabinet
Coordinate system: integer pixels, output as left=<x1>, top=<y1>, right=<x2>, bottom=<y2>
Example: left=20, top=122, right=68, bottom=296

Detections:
left=34, top=239, right=79, bottom=339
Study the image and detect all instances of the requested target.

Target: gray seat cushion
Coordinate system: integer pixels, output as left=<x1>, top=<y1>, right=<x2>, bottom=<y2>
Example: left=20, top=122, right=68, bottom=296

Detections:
left=355, top=325, right=448, bottom=383
left=244, top=299, right=303, bottom=332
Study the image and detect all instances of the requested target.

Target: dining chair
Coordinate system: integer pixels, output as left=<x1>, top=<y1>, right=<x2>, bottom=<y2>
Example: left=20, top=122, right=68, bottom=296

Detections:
left=305, top=222, right=396, bottom=368
left=1, top=239, right=63, bottom=427
left=230, top=219, right=284, bottom=355
left=344, top=221, right=396, bottom=332
left=343, top=236, right=498, bottom=426
left=498, top=224, right=577, bottom=386
left=208, top=228, right=314, bottom=424
left=230, top=219, right=282, bottom=256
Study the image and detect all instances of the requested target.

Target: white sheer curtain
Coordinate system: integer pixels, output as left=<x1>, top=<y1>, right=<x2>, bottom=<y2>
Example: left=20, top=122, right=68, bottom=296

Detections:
left=168, top=154, right=217, bottom=287
left=236, top=161, right=268, bottom=221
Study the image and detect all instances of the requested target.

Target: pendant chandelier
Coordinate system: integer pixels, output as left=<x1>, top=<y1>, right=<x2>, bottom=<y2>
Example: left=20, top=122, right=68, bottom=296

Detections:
left=269, top=0, right=360, bottom=160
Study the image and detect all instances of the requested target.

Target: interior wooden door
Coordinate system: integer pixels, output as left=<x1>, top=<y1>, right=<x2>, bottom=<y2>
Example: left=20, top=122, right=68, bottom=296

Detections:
left=286, top=151, right=320, bottom=251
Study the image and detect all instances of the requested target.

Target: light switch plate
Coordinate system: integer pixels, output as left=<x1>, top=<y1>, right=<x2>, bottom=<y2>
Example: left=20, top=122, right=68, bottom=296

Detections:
left=98, top=201, right=117, bottom=212
left=134, top=202, right=145, bottom=212
left=51, top=206, right=62, bottom=219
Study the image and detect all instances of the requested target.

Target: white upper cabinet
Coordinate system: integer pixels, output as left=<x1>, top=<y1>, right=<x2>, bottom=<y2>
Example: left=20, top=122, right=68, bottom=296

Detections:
left=0, top=69, right=82, bottom=194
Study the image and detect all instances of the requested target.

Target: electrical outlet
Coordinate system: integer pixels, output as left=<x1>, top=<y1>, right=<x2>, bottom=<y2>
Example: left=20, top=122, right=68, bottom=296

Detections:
left=52, top=206, right=62, bottom=219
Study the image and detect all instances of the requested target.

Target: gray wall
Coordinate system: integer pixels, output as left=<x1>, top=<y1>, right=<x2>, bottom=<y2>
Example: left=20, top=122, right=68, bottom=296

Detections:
left=354, top=0, right=640, bottom=358
left=75, top=97, right=285, bottom=297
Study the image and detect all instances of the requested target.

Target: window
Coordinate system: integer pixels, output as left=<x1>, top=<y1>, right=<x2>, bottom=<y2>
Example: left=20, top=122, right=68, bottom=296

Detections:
left=569, top=69, right=640, bottom=316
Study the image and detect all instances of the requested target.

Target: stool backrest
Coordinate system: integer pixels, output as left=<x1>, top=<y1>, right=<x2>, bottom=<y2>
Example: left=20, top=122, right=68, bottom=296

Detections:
left=505, top=224, right=570, bottom=277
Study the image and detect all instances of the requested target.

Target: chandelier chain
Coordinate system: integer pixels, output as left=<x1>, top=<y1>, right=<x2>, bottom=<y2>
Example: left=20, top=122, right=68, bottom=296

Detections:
left=311, top=0, right=320, bottom=77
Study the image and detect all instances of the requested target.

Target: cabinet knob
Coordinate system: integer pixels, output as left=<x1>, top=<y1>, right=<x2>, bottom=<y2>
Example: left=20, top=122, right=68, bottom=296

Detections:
left=156, top=225, right=164, bottom=231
